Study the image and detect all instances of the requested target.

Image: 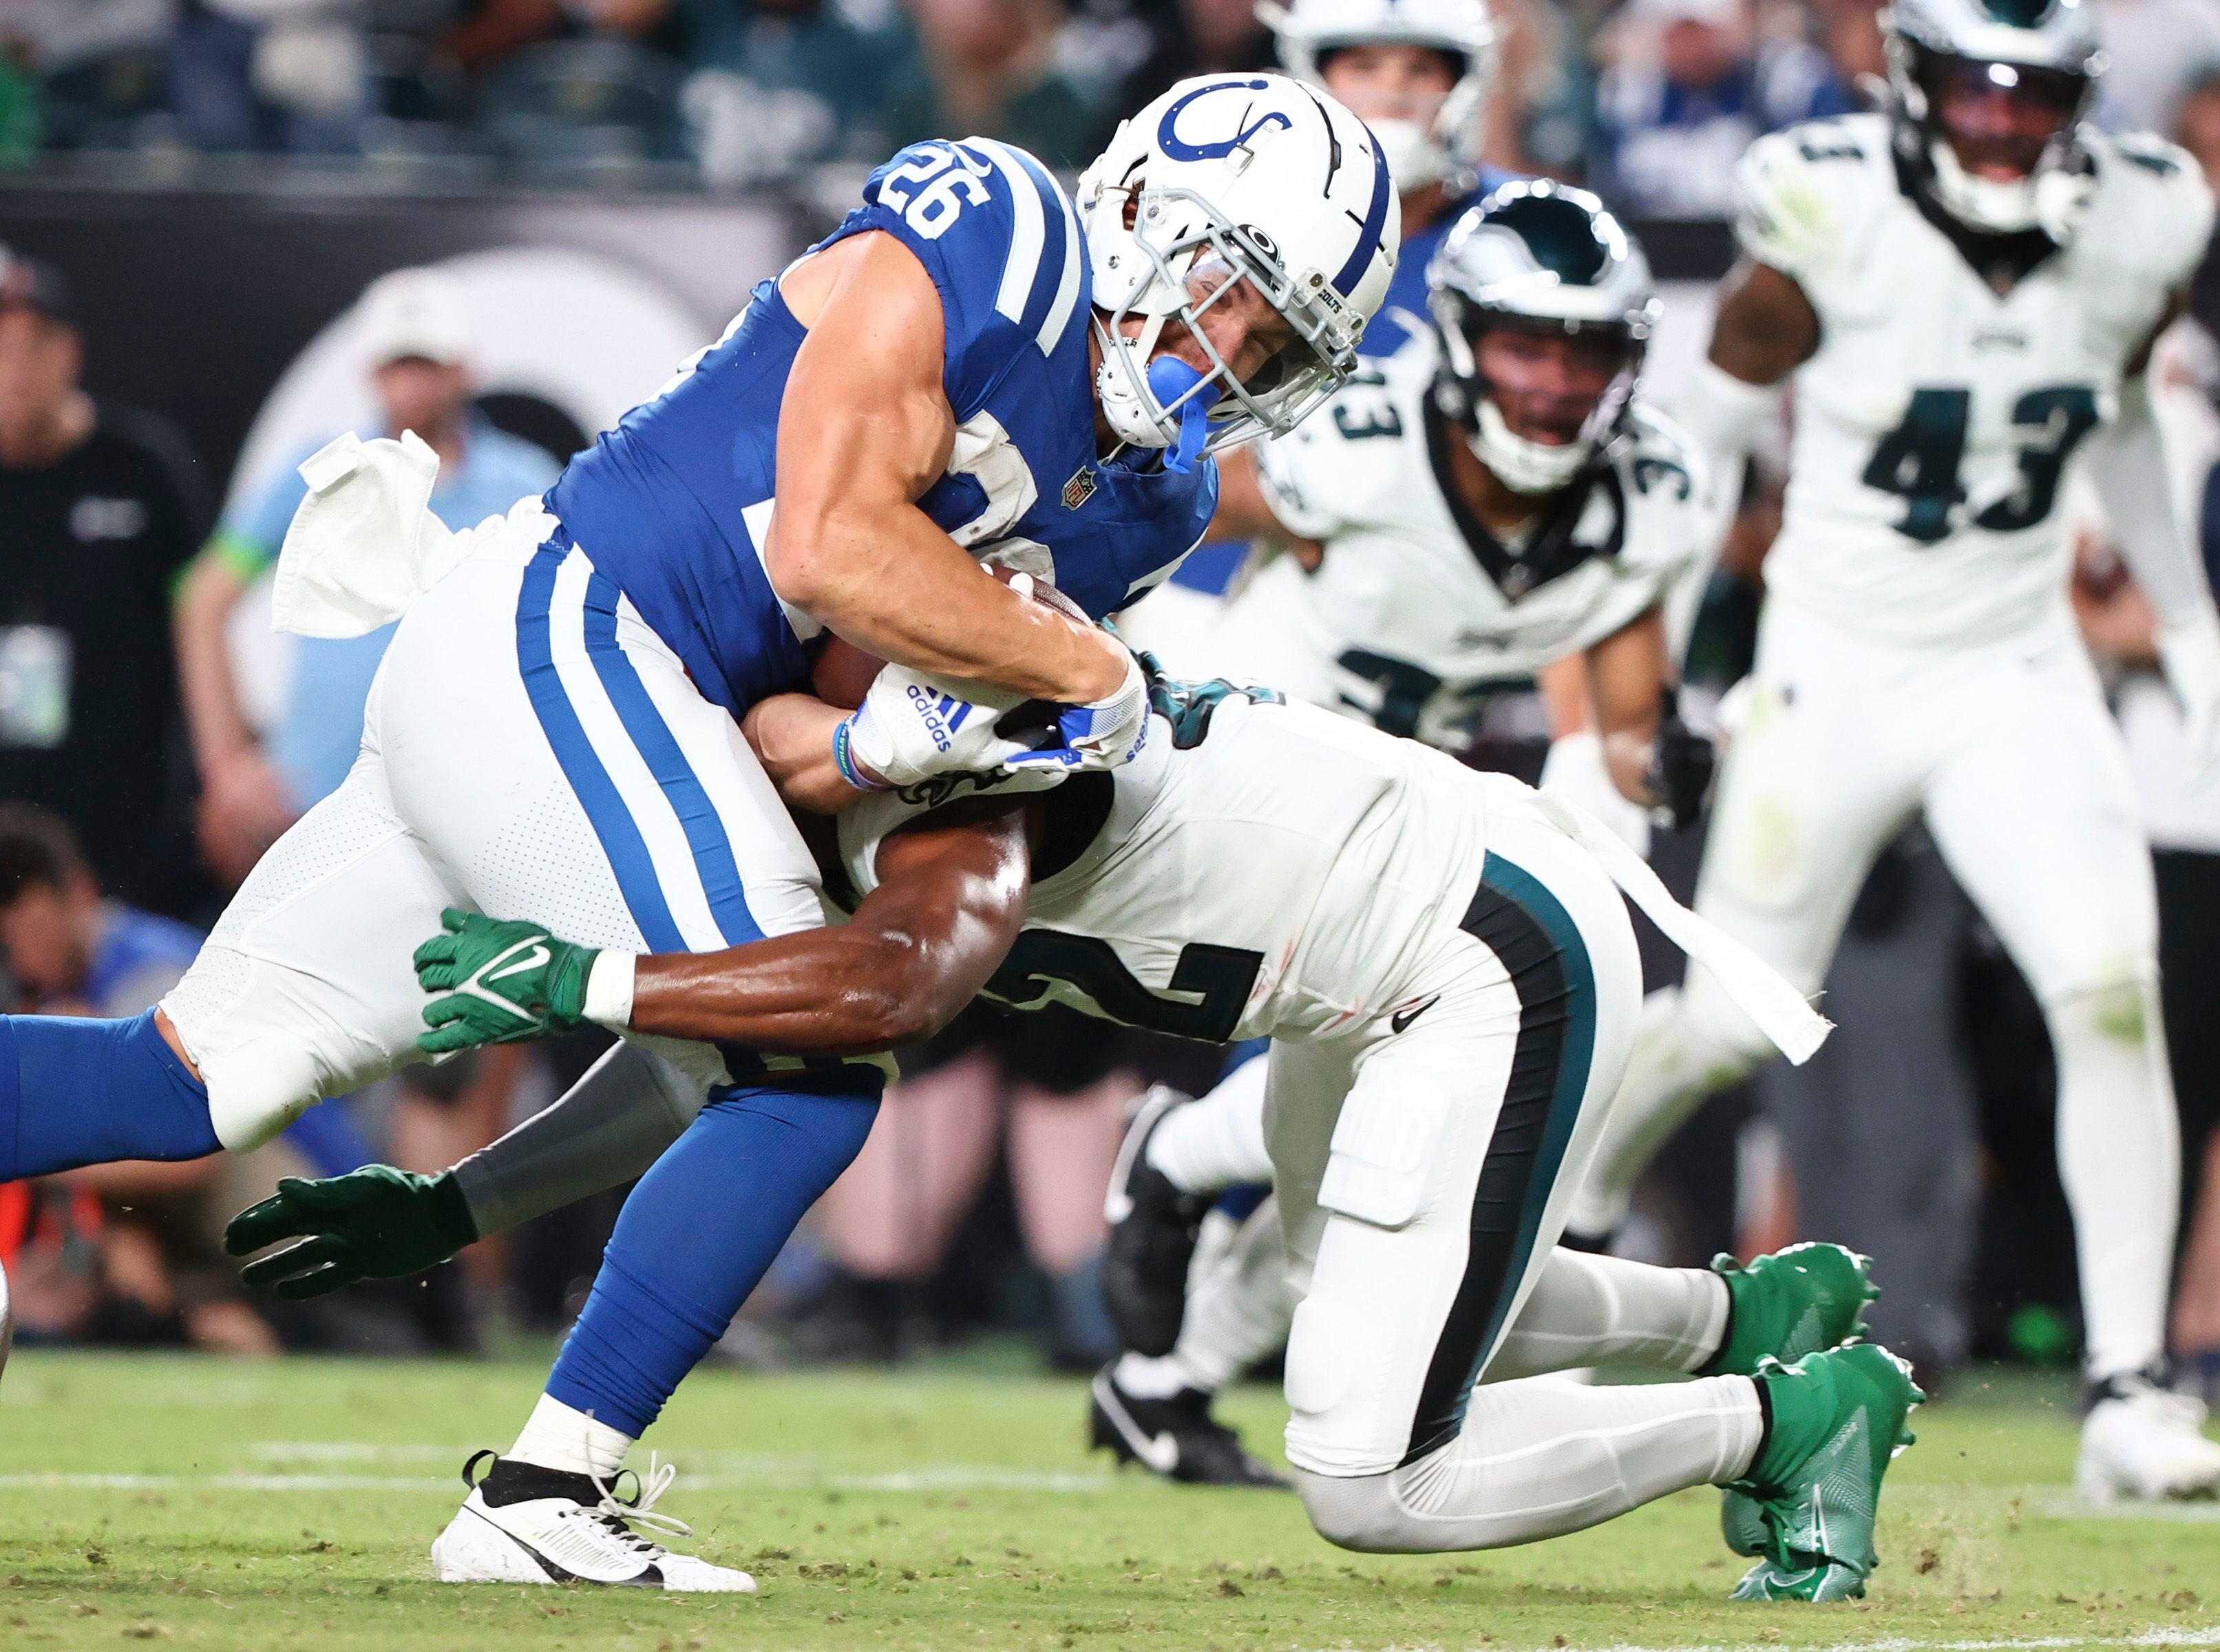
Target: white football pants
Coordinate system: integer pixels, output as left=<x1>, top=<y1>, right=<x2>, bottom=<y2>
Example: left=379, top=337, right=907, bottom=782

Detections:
left=161, top=504, right=835, bottom=1150
left=1568, top=596, right=2178, bottom=1379
left=1266, top=796, right=1764, bottom=1550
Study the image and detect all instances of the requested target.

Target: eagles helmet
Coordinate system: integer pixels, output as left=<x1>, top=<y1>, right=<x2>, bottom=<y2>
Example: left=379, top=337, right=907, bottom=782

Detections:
left=1079, top=73, right=1401, bottom=465
left=1883, top=0, right=2104, bottom=238
left=1427, top=181, right=1659, bottom=494
left=1256, top=0, right=1499, bottom=191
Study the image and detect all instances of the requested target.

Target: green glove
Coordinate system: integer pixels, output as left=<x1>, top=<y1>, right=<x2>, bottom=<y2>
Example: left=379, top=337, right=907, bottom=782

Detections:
left=412, top=908, right=598, bottom=1055
left=224, top=1165, right=480, bottom=1298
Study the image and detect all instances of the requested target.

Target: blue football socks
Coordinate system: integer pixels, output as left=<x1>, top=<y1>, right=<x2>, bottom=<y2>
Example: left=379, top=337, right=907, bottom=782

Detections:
left=546, top=1071, right=883, bottom=1438
left=1, top=1009, right=220, bottom=1180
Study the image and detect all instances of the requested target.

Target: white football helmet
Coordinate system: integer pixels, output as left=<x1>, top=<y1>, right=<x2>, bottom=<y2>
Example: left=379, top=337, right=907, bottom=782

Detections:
left=1428, top=181, right=1658, bottom=494
left=1258, top=0, right=1498, bottom=191
left=1078, top=73, right=1401, bottom=465
left=1883, top=0, right=2104, bottom=239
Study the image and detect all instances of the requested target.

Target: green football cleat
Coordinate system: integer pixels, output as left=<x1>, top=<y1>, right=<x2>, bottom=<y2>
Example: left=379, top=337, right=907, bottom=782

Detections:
left=1704, top=1242, right=1879, bottom=1377
left=1729, top=1557, right=1871, bottom=1603
left=1724, top=1341, right=1922, bottom=1603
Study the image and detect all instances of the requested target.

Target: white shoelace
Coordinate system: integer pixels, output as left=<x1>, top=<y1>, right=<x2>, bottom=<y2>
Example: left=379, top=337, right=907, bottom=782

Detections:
left=586, top=1454, right=693, bottom=1548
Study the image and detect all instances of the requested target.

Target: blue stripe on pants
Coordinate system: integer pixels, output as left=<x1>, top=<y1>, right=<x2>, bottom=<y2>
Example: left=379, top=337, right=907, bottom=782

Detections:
left=516, top=542, right=684, bottom=951
left=579, top=567, right=762, bottom=948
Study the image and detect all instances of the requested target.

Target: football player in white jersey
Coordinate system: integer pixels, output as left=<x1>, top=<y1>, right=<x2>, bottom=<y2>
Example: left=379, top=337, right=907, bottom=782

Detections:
left=1558, top=0, right=2220, bottom=1501
left=1088, top=182, right=1729, bottom=1482
left=237, top=661, right=1922, bottom=1602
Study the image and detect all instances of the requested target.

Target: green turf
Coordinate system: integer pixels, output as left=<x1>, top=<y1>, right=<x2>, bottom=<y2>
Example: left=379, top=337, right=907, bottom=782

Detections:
left=1, top=1351, right=2215, bottom=1650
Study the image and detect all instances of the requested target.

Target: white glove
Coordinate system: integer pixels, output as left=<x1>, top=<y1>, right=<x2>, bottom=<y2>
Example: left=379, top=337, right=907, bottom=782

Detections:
left=835, top=664, right=1035, bottom=790
left=1002, top=646, right=1152, bottom=774
left=1539, top=730, right=1651, bottom=858
left=2157, top=610, right=2220, bottom=781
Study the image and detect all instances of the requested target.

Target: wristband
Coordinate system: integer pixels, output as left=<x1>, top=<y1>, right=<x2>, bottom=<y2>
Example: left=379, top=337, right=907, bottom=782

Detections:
left=832, top=717, right=893, bottom=792
left=583, top=950, right=638, bottom=1030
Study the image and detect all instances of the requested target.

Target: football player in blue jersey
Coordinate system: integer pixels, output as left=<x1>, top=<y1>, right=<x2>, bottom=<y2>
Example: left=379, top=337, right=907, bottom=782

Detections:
left=0, top=74, right=1398, bottom=1573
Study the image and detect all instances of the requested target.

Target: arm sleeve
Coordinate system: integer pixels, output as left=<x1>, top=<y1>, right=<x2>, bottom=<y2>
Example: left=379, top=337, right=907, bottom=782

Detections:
left=2086, top=374, right=2215, bottom=633
left=448, top=1042, right=706, bottom=1238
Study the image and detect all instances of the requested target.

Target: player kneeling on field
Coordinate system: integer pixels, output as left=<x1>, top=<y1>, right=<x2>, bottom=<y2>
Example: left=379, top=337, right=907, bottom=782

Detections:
left=232, top=639, right=1920, bottom=1600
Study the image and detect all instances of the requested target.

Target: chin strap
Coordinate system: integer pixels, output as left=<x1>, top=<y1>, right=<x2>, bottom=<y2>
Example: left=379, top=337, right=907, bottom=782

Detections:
left=1472, top=399, right=1592, bottom=494
left=1147, top=357, right=1224, bottom=474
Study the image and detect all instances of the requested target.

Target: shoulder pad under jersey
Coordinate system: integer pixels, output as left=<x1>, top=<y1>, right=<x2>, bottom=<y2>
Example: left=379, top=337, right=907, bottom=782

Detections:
left=847, top=137, right=1090, bottom=420
left=2083, top=128, right=2218, bottom=296
left=1732, top=114, right=1889, bottom=286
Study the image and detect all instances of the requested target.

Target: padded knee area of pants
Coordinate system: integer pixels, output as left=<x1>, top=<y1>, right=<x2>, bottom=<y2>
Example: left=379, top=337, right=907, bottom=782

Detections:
left=1295, top=1467, right=1426, bottom=1554
left=200, top=1037, right=331, bottom=1152
left=2045, top=975, right=2160, bottom=1048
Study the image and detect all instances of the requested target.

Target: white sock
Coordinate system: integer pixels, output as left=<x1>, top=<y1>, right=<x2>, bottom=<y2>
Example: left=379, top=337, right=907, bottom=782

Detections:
left=1488, top=1249, right=1730, bottom=1381
left=1114, top=1349, right=1211, bottom=1399
left=1567, top=981, right=1767, bottom=1238
left=1146, top=1058, right=1273, bottom=1196
left=1172, top=1200, right=1298, bottom=1390
left=2049, top=979, right=2180, bottom=1379
left=508, top=1392, right=634, bottom=1482
left=1297, top=1375, right=1762, bottom=1552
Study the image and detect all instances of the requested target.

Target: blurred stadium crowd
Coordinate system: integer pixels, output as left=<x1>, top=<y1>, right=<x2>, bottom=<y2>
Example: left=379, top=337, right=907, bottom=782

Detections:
left=5, top=0, right=2220, bottom=1410
left=0, top=0, right=2208, bottom=202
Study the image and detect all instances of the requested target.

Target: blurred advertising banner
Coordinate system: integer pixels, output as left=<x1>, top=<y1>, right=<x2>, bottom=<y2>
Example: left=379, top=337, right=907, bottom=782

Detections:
left=0, top=187, right=803, bottom=507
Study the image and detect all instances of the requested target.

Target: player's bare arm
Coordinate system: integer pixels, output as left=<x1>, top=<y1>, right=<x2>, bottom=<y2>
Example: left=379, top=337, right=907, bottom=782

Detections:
left=768, top=232, right=1130, bottom=704
left=1671, top=257, right=1817, bottom=505
left=1706, top=260, right=1820, bottom=389
left=624, top=801, right=1029, bottom=1053
left=405, top=785, right=1030, bottom=1061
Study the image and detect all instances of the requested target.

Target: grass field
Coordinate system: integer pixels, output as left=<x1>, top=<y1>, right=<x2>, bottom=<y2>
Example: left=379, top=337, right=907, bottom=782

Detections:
left=1, top=1350, right=2216, bottom=1651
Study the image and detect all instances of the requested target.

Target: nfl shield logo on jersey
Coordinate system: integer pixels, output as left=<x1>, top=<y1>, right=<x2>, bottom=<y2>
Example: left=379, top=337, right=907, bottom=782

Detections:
left=1063, top=467, right=1097, bottom=510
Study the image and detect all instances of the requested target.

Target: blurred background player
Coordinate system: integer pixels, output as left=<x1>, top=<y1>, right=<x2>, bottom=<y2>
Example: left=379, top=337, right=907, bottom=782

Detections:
left=1563, top=0, right=2220, bottom=1502
left=173, top=266, right=562, bottom=888
left=1091, top=182, right=1726, bottom=1482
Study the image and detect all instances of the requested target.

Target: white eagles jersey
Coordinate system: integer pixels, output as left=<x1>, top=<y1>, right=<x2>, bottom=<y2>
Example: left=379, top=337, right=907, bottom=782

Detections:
left=838, top=690, right=1494, bottom=1045
left=1739, top=112, right=2216, bottom=646
left=1210, top=332, right=1717, bottom=750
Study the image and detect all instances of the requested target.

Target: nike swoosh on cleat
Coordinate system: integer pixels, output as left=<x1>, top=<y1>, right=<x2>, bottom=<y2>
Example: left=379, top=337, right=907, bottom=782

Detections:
left=1092, top=1375, right=1181, bottom=1476
left=463, top=1507, right=662, bottom=1589
left=1391, top=995, right=1440, bottom=1035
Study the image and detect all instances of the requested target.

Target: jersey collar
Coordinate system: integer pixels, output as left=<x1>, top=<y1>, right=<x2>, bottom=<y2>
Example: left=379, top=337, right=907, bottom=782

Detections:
left=1421, top=393, right=1622, bottom=602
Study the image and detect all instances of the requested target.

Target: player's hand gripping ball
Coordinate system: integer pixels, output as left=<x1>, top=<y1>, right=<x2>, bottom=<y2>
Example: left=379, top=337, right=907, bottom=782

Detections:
left=412, top=909, right=599, bottom=1055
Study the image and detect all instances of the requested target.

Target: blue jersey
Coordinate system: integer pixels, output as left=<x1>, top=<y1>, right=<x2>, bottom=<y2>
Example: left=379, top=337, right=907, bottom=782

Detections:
left=550, top=138, right=1218, bottom=715
left=1359, top=173, right=1516, bottom=359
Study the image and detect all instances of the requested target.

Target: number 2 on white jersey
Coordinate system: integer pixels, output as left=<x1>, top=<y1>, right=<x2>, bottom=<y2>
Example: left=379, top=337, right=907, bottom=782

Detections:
left=878, top=145, right=993, bottom=241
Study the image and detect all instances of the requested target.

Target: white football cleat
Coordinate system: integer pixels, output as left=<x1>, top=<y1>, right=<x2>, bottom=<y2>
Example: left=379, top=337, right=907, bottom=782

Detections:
left=430, top=1452, right=756, bottom=1591
left=2076, top=1372, right=2220, bottom=1503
